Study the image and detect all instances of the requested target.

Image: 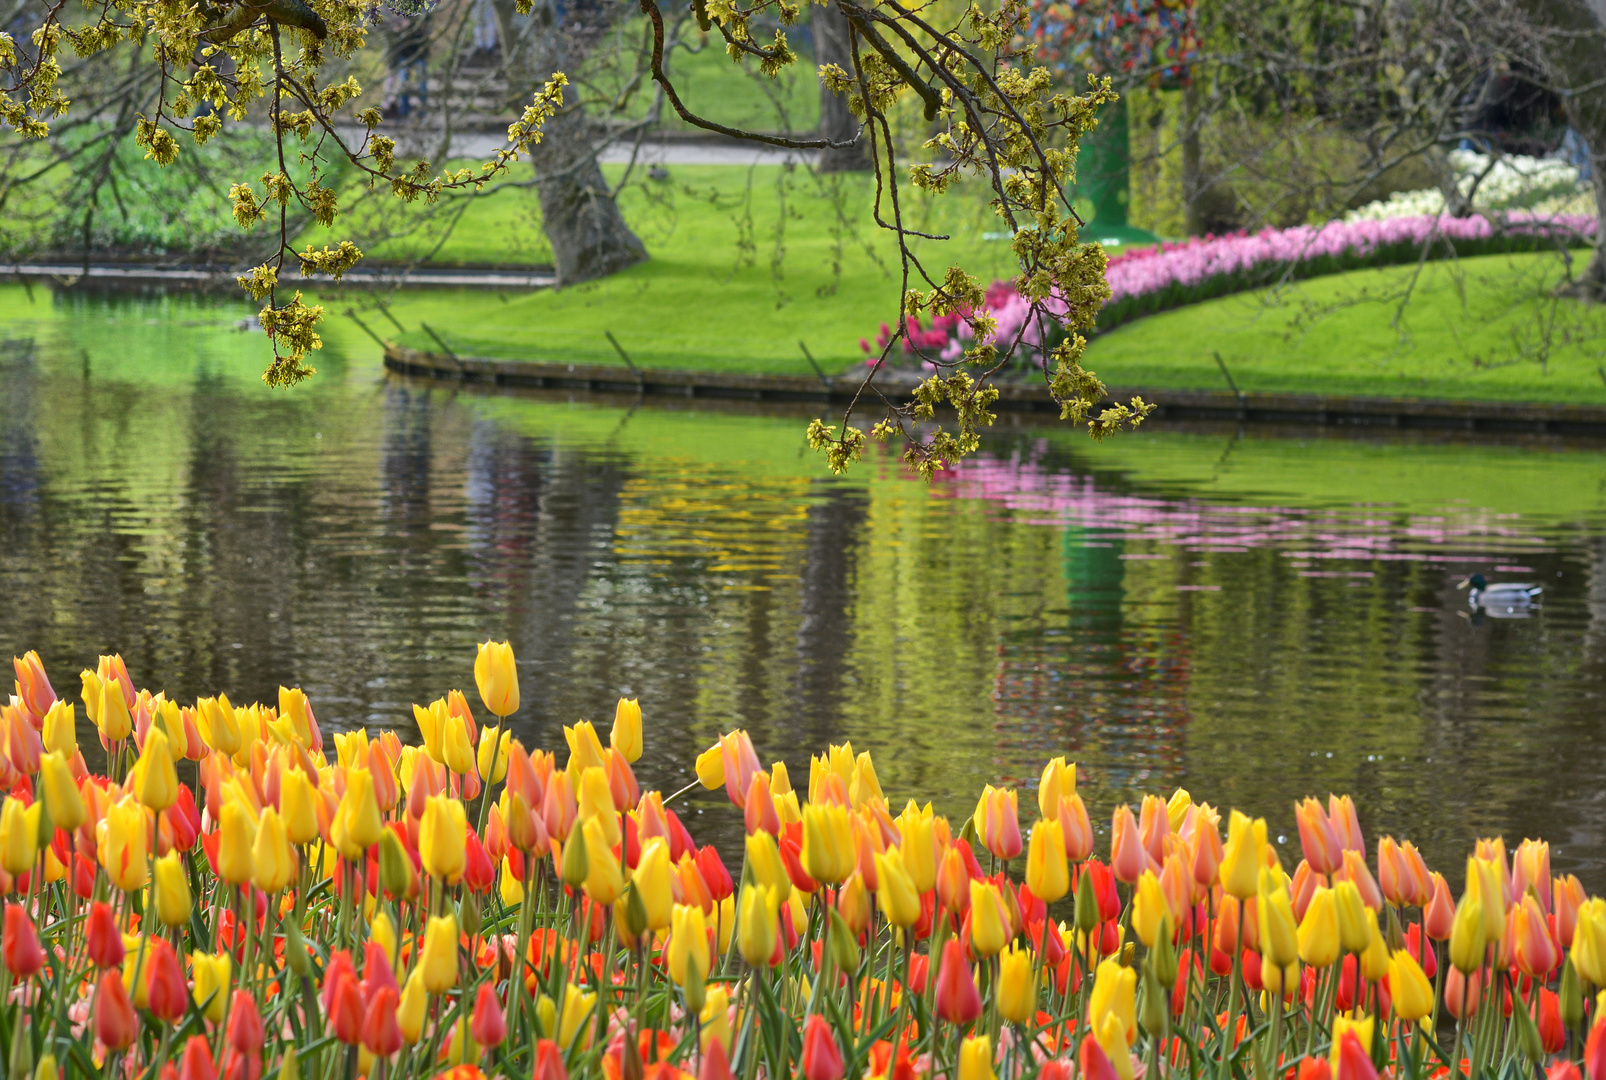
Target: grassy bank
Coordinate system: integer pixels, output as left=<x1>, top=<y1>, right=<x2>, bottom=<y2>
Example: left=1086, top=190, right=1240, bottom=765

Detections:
left=1080, top=250, right=1606, bottom=405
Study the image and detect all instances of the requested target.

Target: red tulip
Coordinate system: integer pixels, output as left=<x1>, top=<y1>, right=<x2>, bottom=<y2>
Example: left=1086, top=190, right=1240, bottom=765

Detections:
left=330, top=972, right=364, bottom=1046
left=361, top=942, right=397, bottom=1000
left=696, top=846, right=733, bottom=902
left=94, top=969, right=138, bottom=1050
left=464, top=830, right=496, bottom=893
left=799, top=1015, right=844, bottom=1080
left=1041, top=1062, right=1074, bottom=1080
left=1404, top=925, right=1437, bottom=980
left=1334, top=1030, right=1378, bottom=1080
left=1551, top=1064, right=1583, bottom=1080
left=1588, top=1015, right=1606, bottom=1080
left=226, top=992, right=263, bottom=1056
left=168, top=786, right=201, bottom=851
left=1299, top=1057, right=1333, bottom=1080
left=3, top=903, right=43, bottom=977
left=146, top=939, right=189, bottom=1023
left=471, top=983, right=507, bottom=1049
left=535, top=1040, right=568, bottom=1080
left=934, top=938, right=982, bottom=1025
left=179, top=1037, right=217, bottom=1080
left=86, top=901, right=123, bottom=969
left=321, top=950, right=356, bottom=1011
left=73, top=852, right=95, bottom=900
left=1539, top=988, right=1564, bottom=1054
left=779, top=836, right=819, bottom=894
left=361, top=987, right=402, bottom=1058
left=1078, top=1035, right=1121, bottom=1080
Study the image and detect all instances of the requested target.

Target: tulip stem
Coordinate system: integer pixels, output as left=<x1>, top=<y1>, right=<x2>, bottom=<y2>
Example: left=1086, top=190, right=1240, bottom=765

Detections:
left=1219, top=945, right=1243, bottom=1080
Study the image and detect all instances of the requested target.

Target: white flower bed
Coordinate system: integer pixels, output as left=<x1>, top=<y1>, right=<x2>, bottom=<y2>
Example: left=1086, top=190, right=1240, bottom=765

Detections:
left=1346, top=149, right=1589, bottom=222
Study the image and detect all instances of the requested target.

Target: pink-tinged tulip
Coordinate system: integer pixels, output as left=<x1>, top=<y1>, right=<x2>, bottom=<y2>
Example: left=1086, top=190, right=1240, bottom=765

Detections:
left=1556, top=874, right=1586, bottom=947
left=1059, top=793, right=1094, bottom=862
left=701, top=1037, right=735, bottom=1080
left=2, top=903, right=42, bottom=977
left=935, top=937, right=983, bottom=1024
left=1137, top=795, right=1169, bottom=866
left=543, top=772, right=577, bottom=843
left=1424, top=872, right=1454, bottom=941
left=1110, top=806, right=1146, bottom=884
left=1377, top=837, right=1409, bottom=908
left=1290, top=861, right=1319, bottom=923
left=94, top=969, right=138, bottom=1050
left=800, top=1015, right=844, bottom=1080
left=975, top=787, right=1021, bottom=862
left=362, top=988, right=402, bottom=1058
left=1191, top=817, right=1223, bottom=888
left=744, top=772, right=780, bottom=837
left=1444, top=966, right=1481, bottom=1020
left=1398, top=842, right=1431, bottom=906
left=13, top=652, right=56, bottom=721
left=535, top=1041, right=568, bottom=1080
left=1513, top=840, right=1552, bottom=913
left=1339, top=850, right=1382, bottom=911
left=1585, top=1014, right=1606, bottom=1080
left=178, top=1037, right=217, bottom=1080
left=471, top=983, right=506, bottom=1048
left=1078, top=1035, right=1121, bottom=1080
left=1328, top=795, right=1364, bottom=854
left=720, top=731, right=762, bottom=811
left=1511, top=896, right=1559, bottom=978
left=1297, top=799, right=1343, bottom=876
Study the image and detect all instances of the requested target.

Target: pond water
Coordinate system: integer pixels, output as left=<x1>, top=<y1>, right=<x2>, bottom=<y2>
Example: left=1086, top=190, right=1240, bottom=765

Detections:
left=4, top=287, right=1606, bottom=889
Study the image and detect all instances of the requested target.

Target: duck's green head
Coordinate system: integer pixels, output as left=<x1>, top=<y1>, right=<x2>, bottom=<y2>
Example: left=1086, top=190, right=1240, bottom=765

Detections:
left=1463, top=573, right=1488, bottom=591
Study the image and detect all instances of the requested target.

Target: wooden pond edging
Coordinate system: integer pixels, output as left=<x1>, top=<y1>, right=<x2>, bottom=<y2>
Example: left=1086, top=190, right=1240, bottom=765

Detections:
left=383, top=343, right=1606, bottom=436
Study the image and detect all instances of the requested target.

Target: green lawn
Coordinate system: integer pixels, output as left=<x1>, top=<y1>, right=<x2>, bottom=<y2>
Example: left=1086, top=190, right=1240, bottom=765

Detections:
left=341, top=164, right=1015, bottom=373
left=1081, top=251, right=1606, bottom=405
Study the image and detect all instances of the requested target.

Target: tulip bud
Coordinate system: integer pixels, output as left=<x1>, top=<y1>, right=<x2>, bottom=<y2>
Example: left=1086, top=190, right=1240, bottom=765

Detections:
left=1151, top=918, right=1178, bottom=988
left=474, top=640, right=520, bottom=718
left=460, top=892, right=481, bottom=939
left=611, top=698, right=642, bottom=763
left=828, top=907, right=859, bottom=971
left=283, top=919, right=312, bottom=978
left=1561, top=958, right=1584, bottom=1030
left=379, top=829, right=415, bottom=899
left=1139, top=959, right=1169, bottom=1041
left=1075, top=867, right=1100, bottom=934
left=561, top=825, right=589, bottom=888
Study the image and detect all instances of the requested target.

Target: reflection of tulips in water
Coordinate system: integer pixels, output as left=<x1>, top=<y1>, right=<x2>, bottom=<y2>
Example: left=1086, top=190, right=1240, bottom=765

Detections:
left=1, top=647, right=1605, bottom=1080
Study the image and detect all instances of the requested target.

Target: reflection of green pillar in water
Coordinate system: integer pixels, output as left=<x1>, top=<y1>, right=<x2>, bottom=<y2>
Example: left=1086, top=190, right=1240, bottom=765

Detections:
left=1076, top=97, right=1158, bottom=247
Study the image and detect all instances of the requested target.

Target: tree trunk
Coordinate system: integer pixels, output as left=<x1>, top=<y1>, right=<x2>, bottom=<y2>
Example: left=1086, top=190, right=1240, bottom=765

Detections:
left=1180, top=80, right=1204, bottom=236
left=1517, top=0, right=1606, bottom=298
left=813, top=1, right=870, bottom=172
left=493, top=0, right=647, bottom=284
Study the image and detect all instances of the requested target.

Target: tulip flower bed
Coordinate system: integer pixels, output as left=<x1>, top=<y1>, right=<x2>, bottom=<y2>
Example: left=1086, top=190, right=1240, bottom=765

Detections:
left=863, top=214, right=1597, bottom=365
left=1, top=644, right=1604, bottom=1080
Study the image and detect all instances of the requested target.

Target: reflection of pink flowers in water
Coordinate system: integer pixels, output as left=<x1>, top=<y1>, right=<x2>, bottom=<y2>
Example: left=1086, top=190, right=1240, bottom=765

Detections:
left=927, top=443, right=1553, bottom=562
left=862, top=213, right=1597, bottom=361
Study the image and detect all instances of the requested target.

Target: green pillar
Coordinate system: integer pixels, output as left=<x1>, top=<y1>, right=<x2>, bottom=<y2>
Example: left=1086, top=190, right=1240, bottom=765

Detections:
left=1076, top=96, right=1158, bottom=248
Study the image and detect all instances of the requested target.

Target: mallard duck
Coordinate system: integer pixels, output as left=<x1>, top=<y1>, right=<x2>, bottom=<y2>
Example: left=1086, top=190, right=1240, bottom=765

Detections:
left=1458, top=573, right=1543, bottom=616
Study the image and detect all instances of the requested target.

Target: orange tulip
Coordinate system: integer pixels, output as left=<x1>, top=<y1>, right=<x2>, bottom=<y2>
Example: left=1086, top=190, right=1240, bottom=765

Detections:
left=1058, top=793, right=1094, bottom=862
left=1510, top=895, right=1559, bottom=979
left=1296, top=799, right=1342, bottom=876
left=1424, top=872, right=1455, bottom=942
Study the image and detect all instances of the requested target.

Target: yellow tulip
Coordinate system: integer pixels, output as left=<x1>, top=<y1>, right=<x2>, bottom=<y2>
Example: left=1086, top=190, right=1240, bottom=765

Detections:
left=1038, top=757, right=1074, bottom=819
left=38, top=751, right=83, bottom=832
left=413, top=700, right=449, bottom=764
left=339, top=768, right=384, bottom=855
left=745, top=830, right=790, bottom=900
left=98, top=796, right=147, bottom=891
left=477, top=726, right=512, bottom=784
left=700, top=986, right=731, bottom=1055
left=1359, top=911, right=1391, bottom=982
left=397, top=968, right=427, bottom=1043
left=801, top=802, right=854, bottom=885
left=1333, top=879, right=1370, bottom=954
left=1449, top=897, right=1487, bottom=975
left=474, top=640, right=520, bottom=717
left=370, top=911, right=399, bottom=971
left=0, top=793, right=39, bottom=874
left=874, top=848, right=921, bottom=929
left=668, top=903, right=711, bottom=987
left=191, top=951, right=231, bottom=1022
left=577, top=767, right=620, bottom=847
left=1220, top=811, right=1266, bottom=900
left=1467, top=856, right=1506, bottom=941
left=1572, top=898, right=1606, bottom=986
left=1096, top=1013, right=1135, bottom=1080
left=41, top=702, right=75, bottom=757
left=419, top=913, right=459, bottom=992
left=633, top=837, right=674, bottom=931
left=997, top=943, right=1036, bottom=1025
left=958, top=1035, right=996, bottom=1080
left=420, top=794, right=468, bottom=883
left=695, top=744, right=725, bottom=790
left=198, top=695, right=239, bottom=757
left=252, top=807, right=298, bottom=893
left=1389, top=949, right=1434, bottom=1021
left=217, top=801, right=256, bottom=886
left=1298, top=887, right=1340, bottom=969
left=1026, top=817, right=1069, bottom=903
left=556, top=983, right=596, bottom=1049
left=737, top=886, right=778, bottom=966
left=98, top=680, right=132, bottom=742
left=1258, top=869, right=1299, bottom=970
left=133, top=727, right=178, bottom=811
left=611, top=698, right=642, bottom=763
left=850, top=752, right=882, bottom=808
left=581, top=816, right=623, bottom=905
left=563, top=721, right=607, bottom=782
left=896, top=803, right=938, bottom=893
left=500, top=857, right=525, bottom=907
left=1132, top=870, right=1168, bottom=948
left=969, top=878, right=1012, bottom=957
left=1089, top=956, right=1137, bottom=1046
left=153, top=850, right=192, bottom=928
left=441, top=713, right=475, bottom=775
left=280, top=768, right=321, bottom=846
